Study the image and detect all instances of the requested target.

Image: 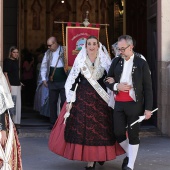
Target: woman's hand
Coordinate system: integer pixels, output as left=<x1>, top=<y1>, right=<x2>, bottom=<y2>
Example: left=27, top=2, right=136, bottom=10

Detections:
left=66, top=103, right=72, bottom=112
left=0, top=130, right=7, bottom=147
left=105, top=77, right=115, bottom=84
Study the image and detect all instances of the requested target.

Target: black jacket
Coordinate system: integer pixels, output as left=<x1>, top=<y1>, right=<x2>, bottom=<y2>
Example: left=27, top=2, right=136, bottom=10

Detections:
left=105, top=55, right=153, bottom=111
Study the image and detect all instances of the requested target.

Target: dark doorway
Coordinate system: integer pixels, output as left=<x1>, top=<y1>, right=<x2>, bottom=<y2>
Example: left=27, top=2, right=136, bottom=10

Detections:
left=126, top=0, right=158, bottom=126
left=3, top=0, right=18, bottom=59
left=126, top=0, right=147, bottom=57
left=147, top=0, right=158, bottom=126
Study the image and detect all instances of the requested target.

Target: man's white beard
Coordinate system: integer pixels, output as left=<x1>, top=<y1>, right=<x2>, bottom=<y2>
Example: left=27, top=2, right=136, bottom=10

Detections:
left=120, top=54, right=127, bottom=59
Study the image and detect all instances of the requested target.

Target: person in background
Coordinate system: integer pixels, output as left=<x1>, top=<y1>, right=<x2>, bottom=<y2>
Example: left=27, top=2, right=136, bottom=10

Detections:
left=0, top=66, right=22, bottom=169
left=40, top=36, right=67, bottom=129
left=22, top=53, right=35, bottom=106
left=111, top=42, right=120, bottom=58
left=49, top=36, right=124, bottom=169
left=36, top=53, right=44, bottom=80
left=105, top=35, right=153, bottom=170
left=3, top=46, right=22, bottom=131
left=34, top=53, right=50, bottom=118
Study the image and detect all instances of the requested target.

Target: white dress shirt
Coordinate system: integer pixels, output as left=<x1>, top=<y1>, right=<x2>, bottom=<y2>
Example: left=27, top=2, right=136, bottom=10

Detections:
left=114, top=54, right=136, bottom=101
left=41, top=46, right=64, bottom=81
left=50, top=48, right=64, bottom=67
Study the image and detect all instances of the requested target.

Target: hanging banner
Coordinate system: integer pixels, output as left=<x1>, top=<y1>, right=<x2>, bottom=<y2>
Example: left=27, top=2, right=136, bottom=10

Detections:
left=66, top=26, right=100, bottom=68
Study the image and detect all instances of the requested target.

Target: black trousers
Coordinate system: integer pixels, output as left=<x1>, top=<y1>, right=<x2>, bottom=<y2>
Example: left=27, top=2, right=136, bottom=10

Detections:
left=48, top=81, right=66, bottom=125
left=114, top=101, right=143, bottom=145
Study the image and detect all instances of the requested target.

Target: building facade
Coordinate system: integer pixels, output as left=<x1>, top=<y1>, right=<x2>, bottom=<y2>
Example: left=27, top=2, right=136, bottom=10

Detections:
left=0, top=0, right=170, bottom=136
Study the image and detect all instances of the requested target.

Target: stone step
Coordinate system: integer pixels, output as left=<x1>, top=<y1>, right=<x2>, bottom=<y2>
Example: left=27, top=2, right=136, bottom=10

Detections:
left=18, top=126, right=50, bottom=138
left=18, top=125, right=162, bottom=138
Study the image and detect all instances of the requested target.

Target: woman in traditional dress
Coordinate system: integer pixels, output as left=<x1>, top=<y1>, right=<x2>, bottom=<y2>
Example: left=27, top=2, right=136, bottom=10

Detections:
left=48, top=36, right=124, bottom=169
left=0, top=66, right=22, bottom=170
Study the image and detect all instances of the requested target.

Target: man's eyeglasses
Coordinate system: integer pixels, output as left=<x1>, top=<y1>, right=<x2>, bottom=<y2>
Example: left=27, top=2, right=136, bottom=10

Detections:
left=117, top=45, right=130, bottom=53
left=47, top=43, right=54, bottom=48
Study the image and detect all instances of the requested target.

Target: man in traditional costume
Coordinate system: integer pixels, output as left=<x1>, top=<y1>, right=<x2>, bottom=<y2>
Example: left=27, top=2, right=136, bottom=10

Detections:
left=40, top=36, right=67, bottom=128
left=105, top=35, right=153, bottom=170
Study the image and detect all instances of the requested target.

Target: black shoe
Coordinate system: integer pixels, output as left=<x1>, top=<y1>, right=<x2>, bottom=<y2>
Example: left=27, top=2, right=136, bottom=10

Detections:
left=122, top=157, right=129, bottom=170
left=123, top=167, right=132, bottom=170
left=85, top=162, right=96, bottom=169
left=98, top=161, right=105, bottom=166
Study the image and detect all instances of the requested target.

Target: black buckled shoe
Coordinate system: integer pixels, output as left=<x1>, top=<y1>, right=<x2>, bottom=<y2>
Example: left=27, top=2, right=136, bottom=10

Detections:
left=97, top=161, right=105, bottom=166
left=122, top=157, right=129, bottom=170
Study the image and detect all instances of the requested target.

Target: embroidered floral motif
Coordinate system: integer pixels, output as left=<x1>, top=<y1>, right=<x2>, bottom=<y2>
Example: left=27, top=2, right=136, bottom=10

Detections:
left=132, top=66, right=137, bottom=74
left=0, top=93, right=6, bottom=114
left=83, top=55, right=104, bottom=80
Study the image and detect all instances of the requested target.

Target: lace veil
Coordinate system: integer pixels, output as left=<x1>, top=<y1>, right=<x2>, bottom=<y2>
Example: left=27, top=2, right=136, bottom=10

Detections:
left=65, top=42, right=112, bottom=102
left=0, top=66, right=14, bottom=114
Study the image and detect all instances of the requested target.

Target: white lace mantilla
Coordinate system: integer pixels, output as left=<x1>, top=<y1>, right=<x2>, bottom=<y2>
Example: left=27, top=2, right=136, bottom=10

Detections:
left=84, top=55, right=104, bottom=80
left=65, top=42, right=112, bottom=103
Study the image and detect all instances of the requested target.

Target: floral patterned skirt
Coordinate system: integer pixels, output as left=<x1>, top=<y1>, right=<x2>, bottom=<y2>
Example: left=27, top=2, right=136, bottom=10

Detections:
left=0, top=114, right=22, bottom=170
left=48, top=101, right=124, bottom=161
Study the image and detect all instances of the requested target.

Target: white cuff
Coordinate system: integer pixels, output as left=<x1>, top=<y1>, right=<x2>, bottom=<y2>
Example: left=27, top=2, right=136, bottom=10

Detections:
left=113, top=83, right=118, bottom=91
left=66, top=90, right=76, bottom=103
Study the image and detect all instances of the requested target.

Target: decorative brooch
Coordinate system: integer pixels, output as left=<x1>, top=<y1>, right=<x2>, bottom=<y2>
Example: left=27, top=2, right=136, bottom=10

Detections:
left=132, top=66, right=137, bottom=74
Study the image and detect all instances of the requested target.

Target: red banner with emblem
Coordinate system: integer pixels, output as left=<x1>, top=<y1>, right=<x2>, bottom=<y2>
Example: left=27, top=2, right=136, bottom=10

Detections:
left=66, top=26, right=100, bottom=68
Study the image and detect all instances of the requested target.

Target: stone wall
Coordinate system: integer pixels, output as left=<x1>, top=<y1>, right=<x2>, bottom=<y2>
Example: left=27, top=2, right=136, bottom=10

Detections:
left=19, top=0, right=117, bottom=54
left=157, top=61, right=170, bottom=136
left=19, top=0, right=47, bottom=51
left=157, top=0, right=170, bottom=136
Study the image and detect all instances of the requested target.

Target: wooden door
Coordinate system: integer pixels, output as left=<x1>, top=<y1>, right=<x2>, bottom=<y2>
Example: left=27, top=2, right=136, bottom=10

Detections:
left=3, top=0, right=18, bottom=58
left=126, top=0, right=147, bottom=57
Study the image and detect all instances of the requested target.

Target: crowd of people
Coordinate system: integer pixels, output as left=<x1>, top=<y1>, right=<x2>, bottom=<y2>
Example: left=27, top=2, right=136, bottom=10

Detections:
left=0, top=34, right=153, bottom=170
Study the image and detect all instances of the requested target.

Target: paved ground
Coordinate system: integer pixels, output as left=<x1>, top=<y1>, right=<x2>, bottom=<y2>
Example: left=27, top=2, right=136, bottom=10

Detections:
left=19, top=106, right=169, bottom=170
left=20, top=136, right=170, bottom=170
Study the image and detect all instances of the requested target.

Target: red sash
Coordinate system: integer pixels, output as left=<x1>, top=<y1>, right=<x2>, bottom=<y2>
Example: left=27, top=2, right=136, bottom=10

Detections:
left=115, top=91, right=133, bottom=102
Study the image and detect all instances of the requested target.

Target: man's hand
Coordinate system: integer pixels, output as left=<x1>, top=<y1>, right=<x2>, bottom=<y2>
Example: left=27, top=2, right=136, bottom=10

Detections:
left=144, top=110, right=152, bottom=120
left=117, top=82, right=132, bottom=92
left=43, top=81, right=48, bottom=87
left=0, top=130, right=7, bottom=146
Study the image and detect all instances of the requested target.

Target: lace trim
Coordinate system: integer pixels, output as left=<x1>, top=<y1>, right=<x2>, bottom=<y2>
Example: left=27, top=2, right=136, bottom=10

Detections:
left=65, top=43, right=111, bottom=102
left=0, top=67, right=14, bottom=114
left=0, top=93, right=7, bottom=114
left=83, top=55, right=104, bottom=80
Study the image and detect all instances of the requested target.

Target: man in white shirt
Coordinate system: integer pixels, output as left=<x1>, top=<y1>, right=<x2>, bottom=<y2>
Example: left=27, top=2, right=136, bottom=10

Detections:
left=105, top=35, right=153, bottom=170
left=40, top=36, right=67, bottom=129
